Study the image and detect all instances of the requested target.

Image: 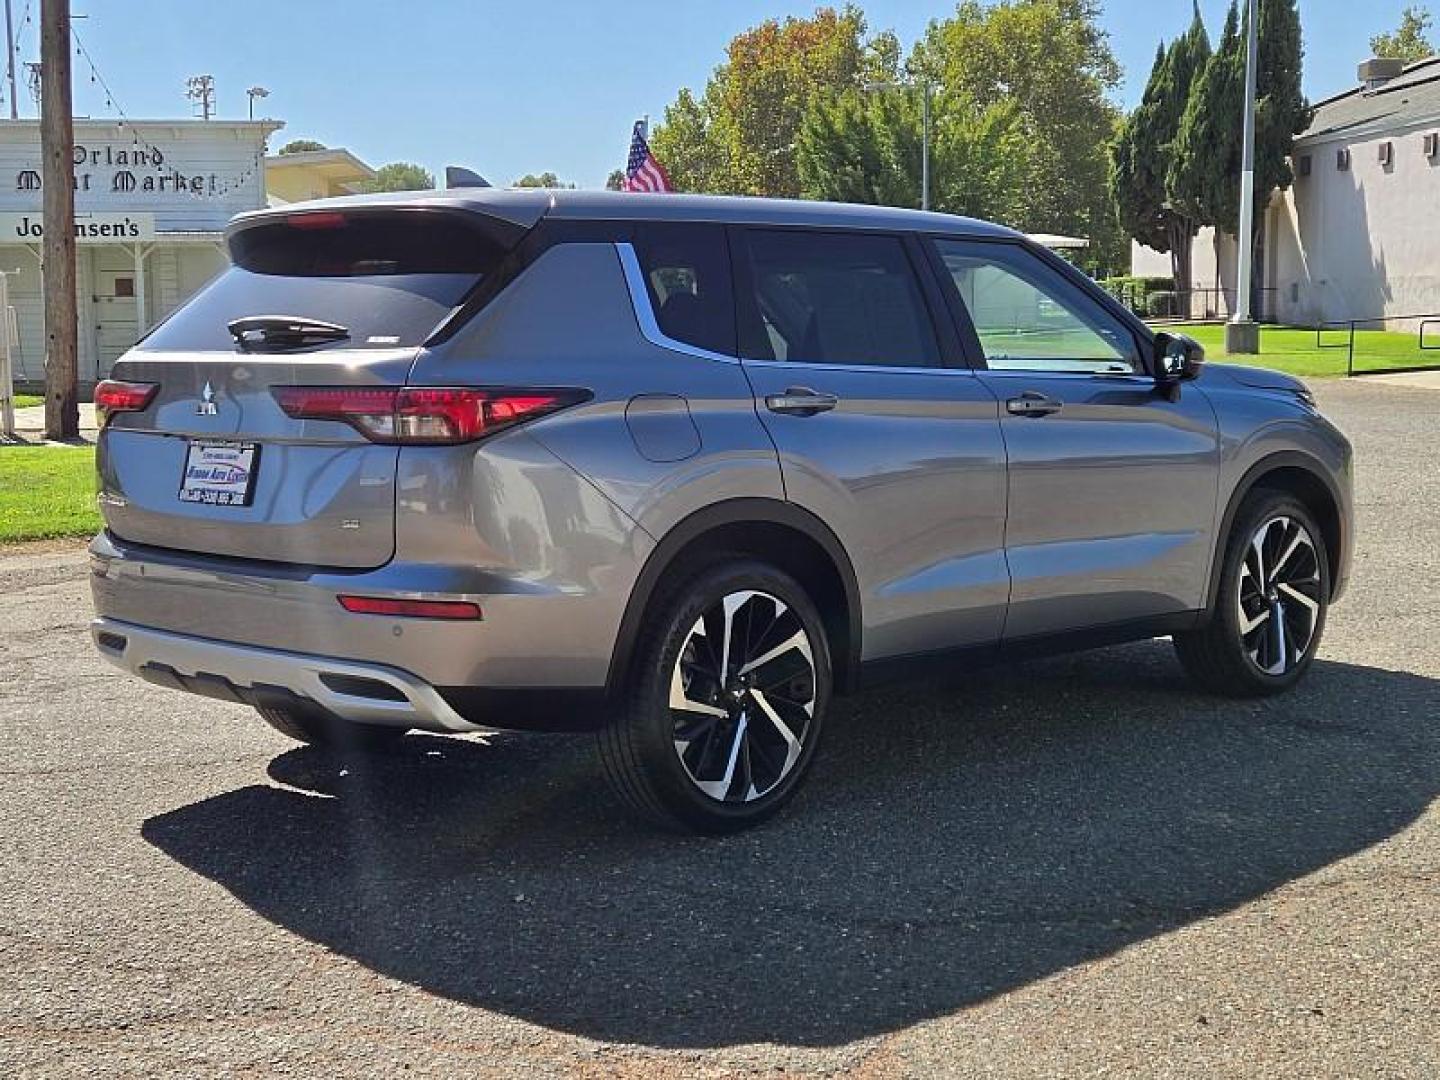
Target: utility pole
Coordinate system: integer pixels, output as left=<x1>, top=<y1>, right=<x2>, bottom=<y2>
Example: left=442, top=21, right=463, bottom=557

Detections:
left=920, top=81, right=931, bottom=212
left=40, top=0, right=78, bottom=440
left=4, top=0, right=18, bottom=120
left=1226, top=0, right=1261, bottom=354
left=186, top=74, right=215, bottom=120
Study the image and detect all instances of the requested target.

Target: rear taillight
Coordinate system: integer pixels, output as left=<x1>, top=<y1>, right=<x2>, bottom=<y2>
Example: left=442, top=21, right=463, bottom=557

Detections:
left=94, top=379, right=159, bottom=421
left=337, top=595, right=483, bottom=620
left=271, top=386, right=588, bottom=445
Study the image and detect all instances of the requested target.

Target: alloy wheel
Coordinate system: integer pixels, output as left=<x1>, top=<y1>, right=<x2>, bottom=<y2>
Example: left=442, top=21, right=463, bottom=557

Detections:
left=668, top=589, right=817, bottom=803
left=1237, top=515, right=1323, bottom=676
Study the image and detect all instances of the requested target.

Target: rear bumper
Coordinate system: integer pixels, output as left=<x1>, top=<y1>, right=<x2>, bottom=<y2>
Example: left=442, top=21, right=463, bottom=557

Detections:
left=89, top=527, right=645, bottom=691
left=92, top=616, right=481, bottom=732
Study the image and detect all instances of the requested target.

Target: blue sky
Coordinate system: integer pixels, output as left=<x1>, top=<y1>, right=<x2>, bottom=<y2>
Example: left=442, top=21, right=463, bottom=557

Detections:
left=20, top=0, right=1425, bottom=187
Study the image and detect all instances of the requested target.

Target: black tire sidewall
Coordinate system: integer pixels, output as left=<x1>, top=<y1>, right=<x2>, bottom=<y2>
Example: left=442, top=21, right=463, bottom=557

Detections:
left=627, top=559, right=832, bottom=832
left=1211, top=492, right=1331, bottom=693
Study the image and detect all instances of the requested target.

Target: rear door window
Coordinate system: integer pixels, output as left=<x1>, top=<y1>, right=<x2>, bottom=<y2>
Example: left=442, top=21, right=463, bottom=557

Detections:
left=139, top=211, right=515, bottom=352
left=735, top=229, right=941, bottom=368
left=631, top=221, right=736, bottom=356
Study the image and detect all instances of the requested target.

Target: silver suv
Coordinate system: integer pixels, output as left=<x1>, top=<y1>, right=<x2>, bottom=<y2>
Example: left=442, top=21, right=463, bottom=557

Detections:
left=89, top=190, right=1353, bottom=832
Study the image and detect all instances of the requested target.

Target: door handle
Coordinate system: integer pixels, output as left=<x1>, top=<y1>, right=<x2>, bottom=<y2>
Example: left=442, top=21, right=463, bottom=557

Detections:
left=765, top=386, right=839, bottom=417
left=1005, top=391, right=1063, bottom=418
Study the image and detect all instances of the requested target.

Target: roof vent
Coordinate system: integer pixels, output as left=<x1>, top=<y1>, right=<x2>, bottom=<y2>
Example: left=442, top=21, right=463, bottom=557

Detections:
left=1358, top=57, right=1406, bottom=90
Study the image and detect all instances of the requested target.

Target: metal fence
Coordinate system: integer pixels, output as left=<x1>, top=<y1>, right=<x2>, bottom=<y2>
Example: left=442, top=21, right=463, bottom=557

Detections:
left=1106, top=284, right=1278, bottom=324
left=1314, top=313, right=1440, bottom=376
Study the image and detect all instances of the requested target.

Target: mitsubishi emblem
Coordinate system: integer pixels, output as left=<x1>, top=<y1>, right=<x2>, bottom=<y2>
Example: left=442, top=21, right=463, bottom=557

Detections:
left=197, top=381, right=218, bottom=416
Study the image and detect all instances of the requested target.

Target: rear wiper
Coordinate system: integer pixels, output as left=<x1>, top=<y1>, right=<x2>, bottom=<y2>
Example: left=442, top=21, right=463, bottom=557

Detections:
left=228, top=315, right=350, bottom=351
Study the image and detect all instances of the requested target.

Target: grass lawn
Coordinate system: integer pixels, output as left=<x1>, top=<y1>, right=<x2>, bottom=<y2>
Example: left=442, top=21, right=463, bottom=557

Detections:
left=0, top=445, right=100, bottom=543
left=11, top=393, right=42, bottom=409
left=1172, top=322, right=1439, bottom=377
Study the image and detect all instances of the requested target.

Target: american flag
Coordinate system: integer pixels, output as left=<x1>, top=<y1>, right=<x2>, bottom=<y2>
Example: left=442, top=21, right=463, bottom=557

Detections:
left=622, top=121, right=673, bottom=193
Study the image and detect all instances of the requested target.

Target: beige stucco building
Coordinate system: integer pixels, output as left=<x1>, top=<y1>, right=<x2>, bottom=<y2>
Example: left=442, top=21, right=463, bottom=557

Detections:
left=1133, top=56, right=1440, bottom=328
left=264, top=147, right=375, bottom=205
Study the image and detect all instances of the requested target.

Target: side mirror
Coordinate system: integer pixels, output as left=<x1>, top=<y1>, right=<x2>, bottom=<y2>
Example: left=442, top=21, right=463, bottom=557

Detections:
left=1153, top=331, right=1205, bottom=383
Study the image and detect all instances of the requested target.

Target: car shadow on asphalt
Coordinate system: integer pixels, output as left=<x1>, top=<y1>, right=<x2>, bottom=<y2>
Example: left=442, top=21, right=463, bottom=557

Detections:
left=141, top=641, right=1440, bottom=1049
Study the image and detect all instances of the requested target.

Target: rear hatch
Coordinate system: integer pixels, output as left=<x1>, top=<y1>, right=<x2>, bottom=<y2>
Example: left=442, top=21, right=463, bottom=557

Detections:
left=99, top=205, right=530, bottom=568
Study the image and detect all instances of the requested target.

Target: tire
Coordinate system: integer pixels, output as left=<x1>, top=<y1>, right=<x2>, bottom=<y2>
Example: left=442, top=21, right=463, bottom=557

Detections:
left=598, top=558, right=832, bottom=834
left=256, top=704, right=409, bottom=751
left=1174, top=489, right=1330, bottom=697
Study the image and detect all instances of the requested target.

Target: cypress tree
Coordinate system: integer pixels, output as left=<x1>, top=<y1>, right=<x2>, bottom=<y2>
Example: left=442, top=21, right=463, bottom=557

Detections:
left=1252, top=0, right=1312, bottom=312
left=1171, top=0, right=1311, bottom=312
left=1111, top=46, right=1171, bottom=254
left=1170, top=2, right=1244, bottom=237
left=1111, top=5, right=1211, bottom=297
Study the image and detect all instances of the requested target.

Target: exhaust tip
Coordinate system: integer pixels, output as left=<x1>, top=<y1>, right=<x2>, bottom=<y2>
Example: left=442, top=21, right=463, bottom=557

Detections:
left=96, top=630, right=128, bottom=654
left=318, top=672, right=408, bottom=703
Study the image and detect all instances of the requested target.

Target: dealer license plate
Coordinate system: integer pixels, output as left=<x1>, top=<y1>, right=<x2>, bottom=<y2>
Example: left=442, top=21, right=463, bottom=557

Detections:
left=178, top=440, right=260, bottom=507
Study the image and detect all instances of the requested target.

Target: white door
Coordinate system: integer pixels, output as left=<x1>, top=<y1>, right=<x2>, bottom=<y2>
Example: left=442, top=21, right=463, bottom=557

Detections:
left=92, top=248, right=140, bottom=378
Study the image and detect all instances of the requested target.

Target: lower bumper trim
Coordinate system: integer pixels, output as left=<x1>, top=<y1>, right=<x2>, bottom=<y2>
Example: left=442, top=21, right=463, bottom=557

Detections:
left=91, top=617, right=484, bottom=733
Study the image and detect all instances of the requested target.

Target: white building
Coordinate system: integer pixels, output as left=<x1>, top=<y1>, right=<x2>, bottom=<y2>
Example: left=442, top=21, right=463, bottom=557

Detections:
left=0, top=118, right=280, bottom=386
left=1133, top=56, right=1440, bottom=328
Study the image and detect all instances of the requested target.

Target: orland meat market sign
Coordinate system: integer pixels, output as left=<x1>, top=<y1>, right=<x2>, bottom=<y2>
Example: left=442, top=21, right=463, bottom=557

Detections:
left=0, top=119, right=279, bottom=235
left=14, top=142, right=229, bottom=197
left=0, top=211, right=156, bottom=243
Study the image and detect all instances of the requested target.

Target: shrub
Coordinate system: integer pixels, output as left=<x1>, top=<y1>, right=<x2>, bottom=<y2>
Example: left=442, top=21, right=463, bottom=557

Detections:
left=1146, top=290, right=1179, bottom=318
left=1100, top=275, right=1176, bottom=314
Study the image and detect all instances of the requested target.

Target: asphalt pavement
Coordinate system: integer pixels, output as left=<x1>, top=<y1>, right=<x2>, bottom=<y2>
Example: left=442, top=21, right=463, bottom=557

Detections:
left=1, top=378, right=1436, bottom=1077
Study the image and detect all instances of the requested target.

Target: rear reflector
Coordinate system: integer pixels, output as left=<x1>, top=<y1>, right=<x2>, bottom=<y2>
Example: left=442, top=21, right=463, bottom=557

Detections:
left=272, top=385, right=588, bottom=444
left=337, top=595, right=483, bottom=620
left=94, top=379, right=159, bottom=419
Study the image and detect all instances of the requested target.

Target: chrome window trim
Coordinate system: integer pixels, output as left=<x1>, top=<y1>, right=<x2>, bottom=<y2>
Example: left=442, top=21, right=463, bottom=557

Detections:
left=618, top=240, right=979, bottom=377
left=741, top=357, right=977, bottom=378
left=615, top=242, right=740, bottom=365
left=977, top=367, right=1151, bottom=381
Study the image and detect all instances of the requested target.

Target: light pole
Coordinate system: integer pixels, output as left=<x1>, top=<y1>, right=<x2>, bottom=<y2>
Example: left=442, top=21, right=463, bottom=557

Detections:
left=246, top=85, right=269, bottom=120
left=185, top=74, right=215, bottom=120
left=864, top=78, right=934, bottom=211
left=1226, top=0, right=1261, bottom=354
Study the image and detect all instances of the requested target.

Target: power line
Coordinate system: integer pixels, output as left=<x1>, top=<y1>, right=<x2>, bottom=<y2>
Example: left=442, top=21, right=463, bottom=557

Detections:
left=68, top=26, right=263, bottom=200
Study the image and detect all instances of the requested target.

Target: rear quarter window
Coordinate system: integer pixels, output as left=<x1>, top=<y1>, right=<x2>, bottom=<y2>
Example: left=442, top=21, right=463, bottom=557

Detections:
left=631, top=221, right=736, bottom=356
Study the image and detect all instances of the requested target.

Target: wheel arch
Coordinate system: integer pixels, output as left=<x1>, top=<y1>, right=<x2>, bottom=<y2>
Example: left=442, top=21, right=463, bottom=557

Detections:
left=606, top=499, right=863, bottom=697
left=1207, top=451, right=1346, bottom=611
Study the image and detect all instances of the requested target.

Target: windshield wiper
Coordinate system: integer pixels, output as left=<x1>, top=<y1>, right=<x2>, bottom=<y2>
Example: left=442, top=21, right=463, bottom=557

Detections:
left=228, top=315, right=350, bottom=351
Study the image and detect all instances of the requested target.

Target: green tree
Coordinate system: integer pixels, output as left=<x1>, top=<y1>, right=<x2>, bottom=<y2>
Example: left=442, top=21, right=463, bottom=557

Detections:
left=1170, top=4, right=1244, bottom=235
left=650, top=6, right=887, bottom=196
left=797, top=86, right=1032, bottom=224
left=605, top=169, right=626, bottom=191
left=650, top=88, right=726, bottom=193
left=1370, top=6, right=1434, bottom=62
left=914, top=0, right=1126, bottom=269
left=360, top=162, right=435, bottom=193
left=1171, top=0, right=1310, bottom=311
left=1112, top=5, right=1211, bottom=295
left=513, top=171, right=574, bottom=188
left=278, top=139, right=326, bottom=155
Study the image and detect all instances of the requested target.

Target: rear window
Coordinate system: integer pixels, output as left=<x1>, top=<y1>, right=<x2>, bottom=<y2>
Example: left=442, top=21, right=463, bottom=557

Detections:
left=139, top=211, right=513, bottom=352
